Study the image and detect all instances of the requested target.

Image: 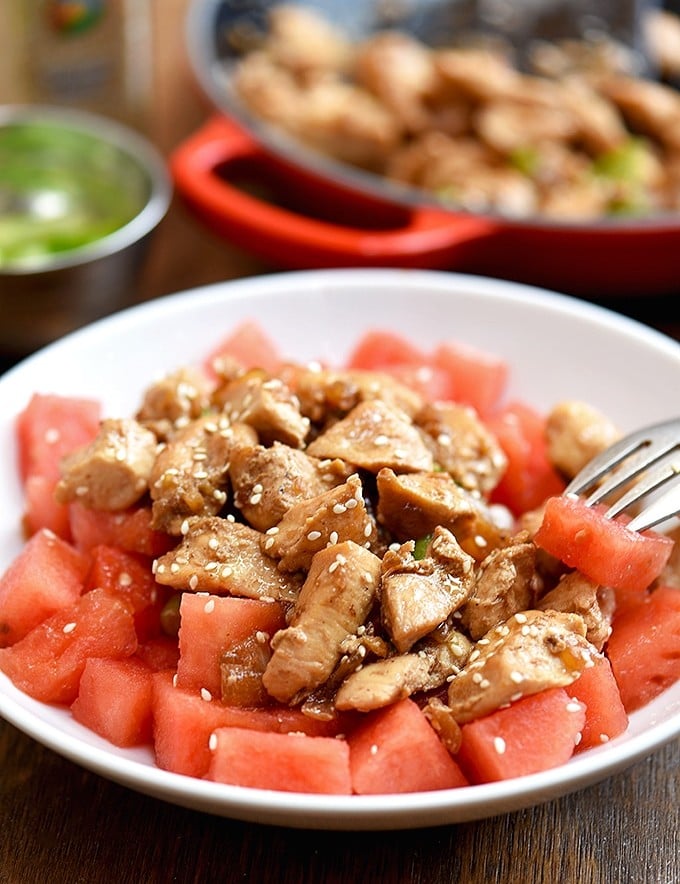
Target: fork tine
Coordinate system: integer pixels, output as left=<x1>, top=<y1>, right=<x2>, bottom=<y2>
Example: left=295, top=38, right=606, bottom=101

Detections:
left=626, top=467, right=680, bottom=532
left=584, top=437, right=678, bottom=506
left=604, top=459, right=680, bottom=520
left=565, top=418, right=680, bottom=499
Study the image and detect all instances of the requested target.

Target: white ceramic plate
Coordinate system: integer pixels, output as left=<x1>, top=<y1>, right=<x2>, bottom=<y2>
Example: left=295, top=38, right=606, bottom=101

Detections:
left=0, top=269, right=678, bottom=830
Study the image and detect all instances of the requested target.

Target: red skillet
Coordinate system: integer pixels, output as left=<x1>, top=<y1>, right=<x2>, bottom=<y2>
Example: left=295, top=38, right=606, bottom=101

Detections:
left=171, top=0, right=680, bottom=298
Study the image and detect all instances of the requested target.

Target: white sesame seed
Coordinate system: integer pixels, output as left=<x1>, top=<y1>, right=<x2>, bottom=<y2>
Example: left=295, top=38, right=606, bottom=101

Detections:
left=514, top=612, right=528, bottom=624
left=510, top=671, right=524, bottom=684
left=249, top=493, right=262, bottom=505
left=599, top=733, right=610, bottom=743
left=345, top=498, right=358, bottom=509
left=307, top=530, right=322, bottom=541
left=574, top=732, right=582, bottom=745
left=204, top=599, right=215, bottom=613
left=266, top=526, right=280, bottom=535
left=118, top=572, right=132, bottom=587
left=252, top=483, right=264, bottom=495
left=172, top=673, right=178, bottom=687
left=264, top=537, right=275, bottom=550
left=493, top=736, right=506, bottom=754
left=370, top=744, right=379, bottom=755
left=363, top=523, right=372, bottom=538
left=181, top=519, right=190, bottom=535
left=374, top=435, right=389, bottom=446
left=332, top=504, right=347, bottom=515
left=44, top=427, right=60, bottom=444
left=566, top=700, right=582, bottom=713
left=329, top=531, right=339, bottom=545
left=437, top=433, right=451, bottom=446
left=208, top=537, right=219, bottom=550
left=189, top=575, right=199, bottom=590
left=201, top=688, right=212, bottom=702
left=62, top=622, right=76, bottom=634
left=170, top=563, right=180, bottom=574
left=221, top=566, right=233, bottom=579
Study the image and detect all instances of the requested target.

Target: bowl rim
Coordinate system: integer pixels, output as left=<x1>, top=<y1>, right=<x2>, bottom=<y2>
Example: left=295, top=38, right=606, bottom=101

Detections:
left=0, top=104, right=172, bottom=275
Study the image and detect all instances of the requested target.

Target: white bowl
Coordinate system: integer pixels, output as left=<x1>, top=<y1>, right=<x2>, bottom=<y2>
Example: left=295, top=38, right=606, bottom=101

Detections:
left=0, top=268, right=678, bottom=830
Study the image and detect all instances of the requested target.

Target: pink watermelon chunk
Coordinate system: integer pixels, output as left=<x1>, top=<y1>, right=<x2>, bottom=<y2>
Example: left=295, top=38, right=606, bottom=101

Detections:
left=347, top=698, right=468, bottom=794
left=176, top=593, right=285, bottom=697
left=71, top=657, right=154, bottom=747
left=455, top=688, right=585, bottom=784
left=207, top=726, right=352, bottom=794
left=0, top=588, right=138, bottom=704
left=568, top=655, right=628, bottom=750
left=0, top=529, right=89, bottom=648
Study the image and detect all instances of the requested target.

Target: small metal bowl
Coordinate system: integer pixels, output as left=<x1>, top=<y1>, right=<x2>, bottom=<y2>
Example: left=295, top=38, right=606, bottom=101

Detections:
left=0, top=105, right=172, bottom=358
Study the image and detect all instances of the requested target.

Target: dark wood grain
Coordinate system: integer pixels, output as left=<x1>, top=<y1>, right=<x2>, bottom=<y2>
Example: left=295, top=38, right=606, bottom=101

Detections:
left=1, top=4, right=679, bottom=882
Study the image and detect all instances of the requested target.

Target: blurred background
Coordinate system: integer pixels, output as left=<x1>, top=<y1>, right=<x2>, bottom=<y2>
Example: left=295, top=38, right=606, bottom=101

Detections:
left=1, top=0, right=680, bottom=367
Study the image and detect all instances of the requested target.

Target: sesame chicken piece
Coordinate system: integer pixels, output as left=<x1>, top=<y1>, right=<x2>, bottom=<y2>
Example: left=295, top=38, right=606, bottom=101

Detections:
left=447, top=609, right=596, bottom=723
left=460, top=534, right=541, bottom=640
left=55, top=418, right=157, bottom=511
left=334, top=653, right=432, bottom=712
left=354, top=30, right=438, bottom=134
left=596, top=75, right=680, bottom=150
left=212, top=370, right=310, bottom=449
left=415, top=401, right=507, bottom=495
left=262, top=540, right=382, bottom=704
left=380, top=528, right=476, bottom=653
left=305, top=399, right=434, bottom=473
left=262, top=474, right=377, bottom=572
left=265, top=4, right=354, bottom=77
left=422, top=697, right=463, bottom=754
left=284, top=365, right=424, bottom=425
left=433, top=47, right=526, bottom=103
left=149, top=415, right=256, bottom=535
left=545, top=400, right=620, bottom=480
left=416, top=624, right=474, bottom=690
left=153, top=515, right=301, bottom=602
left=376, top=467, right=506, bottom=561
left=135, top=367, right=212, bottom=441
left=229, top=441, right=353, bottom=532
left=538, top=571, right=615, bottom=651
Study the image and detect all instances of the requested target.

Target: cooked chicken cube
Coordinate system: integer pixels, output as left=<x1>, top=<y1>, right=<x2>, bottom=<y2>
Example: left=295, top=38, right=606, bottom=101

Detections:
left=538, top=571, right=614, bottom=651
left=460, top=535, right=541, bottom=640
left=262, top=474, right=377, bottom=572
left=285, top=365, right=424, bottom=425
left=416, top=624, right=474, bottom=689
left=422, top=697, right=463, bottom=754
left=447, top=609, right=595, bottom=723
left=213, top=370, right=310, bottom=448
left=545, top=400, right=620, bottom=479
left=135, top=367, right=211, bottom=440
left=230, top=441, right=352, bottom=532
left=334, top=653, right=432, bottom=712
left=265, top=4, right=353, bottom=76
left=376, top=467, right=505, bottom=560
left=149, top=415, right=256, bottom=535
left=55, top=418, right=157, bottom=511
left=306, top=399, right=434, bottom=472
left=380, top=528, right=475, bottom=653
left=263, top=541, right=382, bottom=703
left=153, top=515, right=301, bottom=602
left=354, top=30, right=437, bottom=134
left=415, top=401, right=507, bottom=495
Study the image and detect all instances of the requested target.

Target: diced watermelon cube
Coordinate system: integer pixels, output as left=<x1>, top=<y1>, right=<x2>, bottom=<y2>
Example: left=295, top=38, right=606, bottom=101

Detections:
left=176, top=593, right=285, bottom=697
left=534, top=496, right=674, bottom=592
left=84, top=545, right=168, bottom=641
left=0, top=588, right=138, bottom=704
left=606, top=585, right=680, bottom=712
left=71, top=657, right=154, bottom=747
left=347, top=698, right=468, bottom=794
left=16, top=393, right=101, bottom=484
left=345, top=330, right=428, bottom=372
left=69, top=503, right=173, bottom=559
left=568, top=655, right=628, bottom=750
left=488, top=401, right=566, bottom=515
left=431, top=339, right=509, bottom=417
left=455, top=688, right=585, bottom=784
left=135, top=636, right=180, bottom=672
left=0, top=529, right=89, bottom=648
left=207, top=726, right=352, bottom=794
left=203, top=320, right=282, bottom=378
left=22, top=474, right=72, bottom=540
left=151, top=672, right=343, bottom=778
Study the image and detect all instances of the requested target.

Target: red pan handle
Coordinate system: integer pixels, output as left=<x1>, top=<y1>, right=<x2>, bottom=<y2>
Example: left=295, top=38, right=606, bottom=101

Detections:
left=170, top=115, right=498, bottom=269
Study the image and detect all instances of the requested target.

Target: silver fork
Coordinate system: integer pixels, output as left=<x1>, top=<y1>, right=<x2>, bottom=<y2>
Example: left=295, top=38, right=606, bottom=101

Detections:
left=564, top=417, right=680, bottom=532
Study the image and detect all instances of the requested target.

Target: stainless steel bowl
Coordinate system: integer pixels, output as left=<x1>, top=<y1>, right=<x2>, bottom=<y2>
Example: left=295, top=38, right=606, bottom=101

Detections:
left=0, top=105, right=172, bottom=358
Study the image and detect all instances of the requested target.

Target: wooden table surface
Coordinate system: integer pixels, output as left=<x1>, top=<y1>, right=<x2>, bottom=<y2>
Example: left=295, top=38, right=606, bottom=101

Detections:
left=1, top=3, right=679, bottom=882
